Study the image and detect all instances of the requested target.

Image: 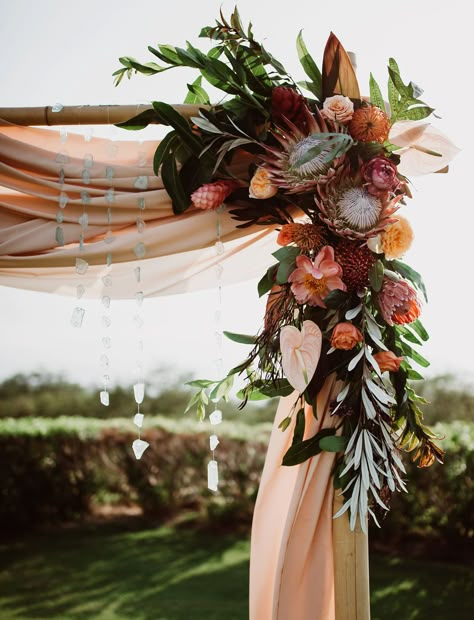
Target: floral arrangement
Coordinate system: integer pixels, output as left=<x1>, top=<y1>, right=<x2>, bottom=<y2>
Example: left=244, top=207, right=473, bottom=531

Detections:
left=115, top=8, right=454, bottom=529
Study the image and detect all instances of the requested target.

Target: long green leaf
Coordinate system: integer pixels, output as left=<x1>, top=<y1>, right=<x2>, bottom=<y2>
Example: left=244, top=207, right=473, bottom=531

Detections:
left=115, top=109, right=162, bottom=131
left=319, top=435, right=348, bottom=452
left=282, top=428, right=336, bottom=466
left=369, top=73, right=386, bottom=113
left=296, top=31, right=322, bottom=100
left=391, top=259, right=428, bottom=302
left=369, top=260, right=385, bottom=292
left=153, top=131, right=177, bottom=175
left=184, top=76, right=210, bottom=105
left=152, top=101, right=203, bottom=156
left=160, top=156, right=190, bottom=214
left=223, top=331, right=257, bottom=345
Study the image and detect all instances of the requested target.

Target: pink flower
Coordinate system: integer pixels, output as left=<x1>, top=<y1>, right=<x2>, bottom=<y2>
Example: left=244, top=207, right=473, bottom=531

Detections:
left=361, top=157, right=400, bottom=197
left=288, top=246, right=346, bottom=307
left=280, top=320, right=322, bottom=393
left=377, top=278, right=421, bottom=326
left=191, top=180, right=239, bottom=210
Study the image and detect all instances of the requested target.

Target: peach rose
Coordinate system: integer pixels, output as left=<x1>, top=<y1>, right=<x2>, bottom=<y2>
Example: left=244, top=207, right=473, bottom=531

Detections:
left=380, top=216, right=414, bottom=260
left=249, top=167, right=278, bottom=199
left=373, top=350, right=403, bottom=372
left=330, top=322, right=363, bottom=350
left=321, top=95, right=354, bottom=125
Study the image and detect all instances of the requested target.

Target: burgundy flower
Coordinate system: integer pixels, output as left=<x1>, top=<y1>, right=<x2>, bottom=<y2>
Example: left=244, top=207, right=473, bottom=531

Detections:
left=362, top=157, right=400, bottom=197
left=271, top=86, right=308, bottom=131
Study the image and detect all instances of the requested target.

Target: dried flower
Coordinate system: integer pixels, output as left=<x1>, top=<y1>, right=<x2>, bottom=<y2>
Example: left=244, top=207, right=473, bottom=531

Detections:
left=373, top=350, right=404, bottom=372
left=362, top=157, right=400, bottom=196
left=191, top=180, right=239, bottom=210
left=321, top=95, right=354, bottom=125
left=331, top=322, right=363, bottom=350
left=249, top=167, right=278, bottom=199
left=349, top=105, right=391, bottom=143
left=280, top=320, right=322, bottom=393
left=377, top=278, right=421, bottom=326
left=288, top=246, right=346, bottom=307
left=380, top=216, right=414, bottom=260
left=277, top=223, right=327, bottom=252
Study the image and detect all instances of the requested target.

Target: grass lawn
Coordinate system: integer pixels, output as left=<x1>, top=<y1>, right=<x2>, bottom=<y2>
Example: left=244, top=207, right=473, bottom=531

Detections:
left=0, top=520, right=472, bottom=620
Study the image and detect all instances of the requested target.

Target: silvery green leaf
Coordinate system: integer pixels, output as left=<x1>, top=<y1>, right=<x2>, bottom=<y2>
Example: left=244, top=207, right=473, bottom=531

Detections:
left=362, top=430, right=373, bottom=461
left=341, top=476, right=357, bottom=494
left=350, top=477, right=361, bottom=531
left=365, top=346, right=382, bottom=378
left=345, top=428, right=359, bottom=455
left=361, top=456, right=370, bottom=490
left=366, top=311, right=382, bottom=337
left=336, top=383, right=350, bottom=403
left=368, top=507, right=381, bottom=528
left=345, top=304, right=362, bottom=320
left=380, top=422, right=395, bottom=448
left=366, top=322, right=388, bottom=351
left=385, top=465, right=395, bottom=491
left=354, top=433, right=364, bottom=468
left=361, top=388, right=377, bottom=419
left=366, top=378, right=396, bottom=405
left=391, top=450, right=407, bottom=473
left=340, top=454, right=356, bottom=477
left=359, top=488, right=368, bottom=534
left=348, top=347, right=364, bottom=372
left=327, top=346, right=336, bottom=355
left=190, top=116, right=222, bottom=134
left=369, top=483, right=389, bottom=511
left=368, top=432, right=386, bottom=459
left=333, top=498, right=351, bottom=519
left=392, top=466, right=408, bottom=492
left=367, top=455, right=381, bottom=489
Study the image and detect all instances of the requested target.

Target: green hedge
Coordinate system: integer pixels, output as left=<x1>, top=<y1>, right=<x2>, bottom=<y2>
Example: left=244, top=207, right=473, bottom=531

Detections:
left=0, top=417, right=472, bottom=548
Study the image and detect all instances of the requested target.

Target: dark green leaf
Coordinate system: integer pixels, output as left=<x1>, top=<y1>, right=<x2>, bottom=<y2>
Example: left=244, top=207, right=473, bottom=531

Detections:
left=322, top=289, right=348, bottom=309
left=400, top=343, right=430, bottom=368
left=276, top=260, right=296, bottom=285
left=369, top=260, right=385, bottom=292
left=152, top=101, right=204, bottom=156
left=282, top=428, right=336, bottom=466
left=407, top=368, right=424, bottom=381
left=259, top=380, right=294, bottom=398
left=160, top=156, right=190, bottom=214
left=272, top=246, right=300, bottom=262
left=184, top=76, right=211, bottom=105
left=115, top=108, right=162, bottom=131
left=223, top=331, right=257, bottom=345
left=369, top=73, right=386, bottom=113
left=257, top=264, right=277, bottom=297
left=153, top=131, right=177, bottom=175
left=319, top=435, right=348, bottom=452
left=292, top=408, right=306, bottom=445
left=296, top=31, right=322, bottom=100
left=148, top=44, right=181, bottom=66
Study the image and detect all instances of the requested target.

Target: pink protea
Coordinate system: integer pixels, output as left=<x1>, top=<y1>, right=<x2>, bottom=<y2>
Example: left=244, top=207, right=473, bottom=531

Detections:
left=377, top=277, right=421, bottom=326
left=288, top=245, right=346, bottom=307
left=191, top=180, right=239, bottom=210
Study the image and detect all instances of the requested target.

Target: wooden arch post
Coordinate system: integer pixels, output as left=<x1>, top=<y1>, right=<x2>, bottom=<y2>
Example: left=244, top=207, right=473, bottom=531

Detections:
left=0, top=100, right=371, bottom=620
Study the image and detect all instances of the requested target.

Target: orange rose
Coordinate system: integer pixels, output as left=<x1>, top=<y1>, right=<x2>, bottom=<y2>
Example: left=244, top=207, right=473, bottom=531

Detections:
left=249, top=167, right=278, bottom=199
left=331, top=322, right=363, bottom=350
left=373, top=350, right=403, bottom=372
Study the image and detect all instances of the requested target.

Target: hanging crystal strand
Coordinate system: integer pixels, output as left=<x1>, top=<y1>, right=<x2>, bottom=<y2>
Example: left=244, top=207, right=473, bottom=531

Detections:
left=131, top=159, right=149, bottom=460
left=208, top=206, right=225, bottom=492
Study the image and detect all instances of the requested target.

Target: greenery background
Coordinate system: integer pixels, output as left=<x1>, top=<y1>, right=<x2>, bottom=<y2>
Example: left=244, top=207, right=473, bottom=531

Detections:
left=0, top=371, right=473, bottom=618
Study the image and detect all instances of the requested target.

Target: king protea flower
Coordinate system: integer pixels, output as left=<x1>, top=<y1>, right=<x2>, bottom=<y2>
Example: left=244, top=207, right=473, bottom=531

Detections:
left=315, top=161, right=402, bottom=240
left=191, top=180, right=239, bottom=210
left=288, top=245, right=346, bottom=307
left=280, top=320, right=322, bottom=393
left=377, top=277, right=421, bottom=325
left=259, top=107, right=345, bottom=194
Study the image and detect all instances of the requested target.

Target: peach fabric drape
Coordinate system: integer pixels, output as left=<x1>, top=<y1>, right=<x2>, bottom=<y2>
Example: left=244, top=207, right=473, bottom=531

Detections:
left=0, top=123, right=282, bottom=297
left=250, top=375, right=340, bottom=620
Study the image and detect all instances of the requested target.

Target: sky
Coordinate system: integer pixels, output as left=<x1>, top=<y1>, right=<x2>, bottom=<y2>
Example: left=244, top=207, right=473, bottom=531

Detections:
left=1, top=0, right=473, bottom=390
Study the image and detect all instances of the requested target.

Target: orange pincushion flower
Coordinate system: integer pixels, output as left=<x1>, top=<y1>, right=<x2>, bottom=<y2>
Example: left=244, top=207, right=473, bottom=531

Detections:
left=349, top=105, right=391, bottom=143
left=277, top=223, right=327, bottom=252
left=380, top=216, right=414, bottom=260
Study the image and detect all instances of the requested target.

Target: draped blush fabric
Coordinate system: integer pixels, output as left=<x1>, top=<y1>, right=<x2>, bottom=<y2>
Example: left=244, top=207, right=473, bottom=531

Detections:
left=0, top=123, right=285, bottom=297
left=250, top=375, right=341, bottom=620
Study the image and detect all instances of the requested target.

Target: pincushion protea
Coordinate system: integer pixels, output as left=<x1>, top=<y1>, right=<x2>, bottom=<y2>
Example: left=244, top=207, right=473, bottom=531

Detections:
left=349, top=104, right=391, bottom=144
left=191, top=180, right=239, bottom=210
left=277, top=222, right=327, bottom=253
left=315, top=161, right=402, bottom=240
left=377, top=277, right=421, bottom=326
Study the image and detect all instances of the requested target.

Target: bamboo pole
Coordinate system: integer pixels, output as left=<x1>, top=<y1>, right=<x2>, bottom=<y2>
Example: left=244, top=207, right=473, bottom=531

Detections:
left=333, top=493, right=371, bottom=619
left=0, top=103, right=205, bottom=126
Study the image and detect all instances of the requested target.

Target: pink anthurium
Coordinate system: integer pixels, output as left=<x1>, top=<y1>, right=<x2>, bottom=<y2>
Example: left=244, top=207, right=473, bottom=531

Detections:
left=280, top=320, right=322, bottom=394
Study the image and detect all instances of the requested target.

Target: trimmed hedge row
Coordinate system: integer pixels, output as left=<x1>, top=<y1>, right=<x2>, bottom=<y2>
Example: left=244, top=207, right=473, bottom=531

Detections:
left=0, top=417, right=472, bottom=548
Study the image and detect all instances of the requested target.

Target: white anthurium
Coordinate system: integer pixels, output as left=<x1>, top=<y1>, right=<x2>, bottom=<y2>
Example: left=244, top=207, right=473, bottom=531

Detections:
left=389, top=120, right=460, bottom=176
left=280, top=320, right=322, bottom=394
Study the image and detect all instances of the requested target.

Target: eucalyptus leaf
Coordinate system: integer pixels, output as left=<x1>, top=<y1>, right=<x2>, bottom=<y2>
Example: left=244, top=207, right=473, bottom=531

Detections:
left=223, top=331, right=257, bottom=345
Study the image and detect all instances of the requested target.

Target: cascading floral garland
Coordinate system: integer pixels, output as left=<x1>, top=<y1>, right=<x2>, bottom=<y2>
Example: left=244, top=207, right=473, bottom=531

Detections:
left=115, top=8, right=454, bottom=529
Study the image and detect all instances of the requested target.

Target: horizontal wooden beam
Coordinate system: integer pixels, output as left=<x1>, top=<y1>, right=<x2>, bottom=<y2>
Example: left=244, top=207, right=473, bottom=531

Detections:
left=0, top=104, right=205, bottom=126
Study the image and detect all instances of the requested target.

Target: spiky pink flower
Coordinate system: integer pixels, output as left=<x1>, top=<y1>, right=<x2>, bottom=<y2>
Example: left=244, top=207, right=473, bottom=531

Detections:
left=190, top=180, right=239, bottom=210
left=377, top=278, right=421, bottom=326
left=288, top=246, right=346, bottom=307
